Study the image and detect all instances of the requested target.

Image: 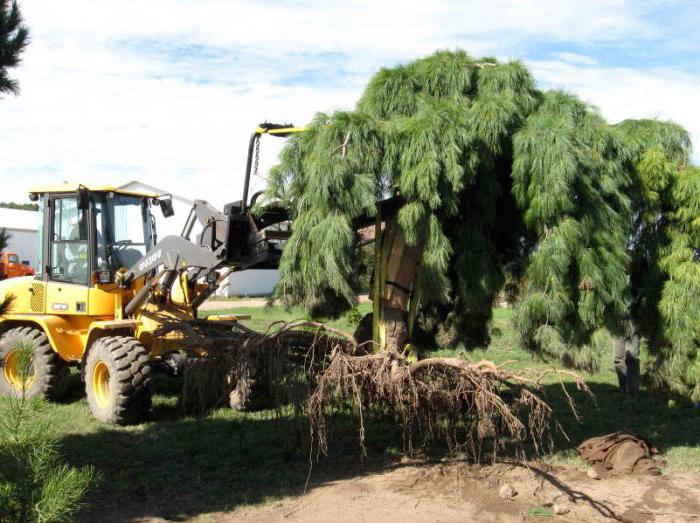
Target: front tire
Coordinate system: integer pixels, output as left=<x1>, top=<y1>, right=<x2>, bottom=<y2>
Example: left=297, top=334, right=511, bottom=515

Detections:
left=0, top=326, right=69, bottom=400
left=85, top=336, right=152, bottom=425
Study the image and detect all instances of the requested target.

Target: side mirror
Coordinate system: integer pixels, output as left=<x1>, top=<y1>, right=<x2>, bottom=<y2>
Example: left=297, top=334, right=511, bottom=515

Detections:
left=157, top=196, right=175, bottom=218
left=76, top=186, right=90, bottom=210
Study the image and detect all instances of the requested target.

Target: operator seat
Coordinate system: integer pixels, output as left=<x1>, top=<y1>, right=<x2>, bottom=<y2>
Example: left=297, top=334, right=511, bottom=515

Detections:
left=66, top=223, right=89, bottom=283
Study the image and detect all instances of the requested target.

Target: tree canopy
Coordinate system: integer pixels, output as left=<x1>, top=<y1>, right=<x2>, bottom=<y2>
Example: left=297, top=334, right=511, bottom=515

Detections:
left=0, top=0, right=29, bottom=96
left=263, top=50, right=699, bottom=400
left=0, top=202, right=38, bottom=211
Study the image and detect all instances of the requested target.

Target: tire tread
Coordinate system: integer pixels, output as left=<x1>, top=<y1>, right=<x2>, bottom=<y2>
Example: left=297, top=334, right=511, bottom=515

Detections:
left=85, top=336, right=152, bottom=425
left=0, top=326, right=69, bottom=400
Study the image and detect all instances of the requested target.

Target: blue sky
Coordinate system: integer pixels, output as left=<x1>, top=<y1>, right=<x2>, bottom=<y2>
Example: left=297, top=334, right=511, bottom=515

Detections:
left=1, top=0, right=699, bottom=207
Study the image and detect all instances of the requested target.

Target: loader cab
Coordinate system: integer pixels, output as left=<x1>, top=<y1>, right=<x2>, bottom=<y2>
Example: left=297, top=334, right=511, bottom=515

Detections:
left=29, top=184, right=161, bottom=288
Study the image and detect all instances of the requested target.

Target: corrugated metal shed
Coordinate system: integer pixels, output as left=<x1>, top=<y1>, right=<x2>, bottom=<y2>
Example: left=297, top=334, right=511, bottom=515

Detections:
left=0, top=208, right=40, bottom=268
left=0, top=208, right=39, bottom=232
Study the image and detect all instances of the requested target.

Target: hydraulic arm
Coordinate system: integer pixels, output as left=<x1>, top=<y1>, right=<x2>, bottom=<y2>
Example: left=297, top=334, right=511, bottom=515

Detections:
left=121, top=195, right=291, bottom=316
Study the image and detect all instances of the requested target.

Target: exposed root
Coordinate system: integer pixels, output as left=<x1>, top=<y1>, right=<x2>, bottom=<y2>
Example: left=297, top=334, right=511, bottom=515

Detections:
left=155, top=318, right=590, bottom=463
left=308, top=350, right=591, bottom=462
left=156, top=319, right=355, bottom=415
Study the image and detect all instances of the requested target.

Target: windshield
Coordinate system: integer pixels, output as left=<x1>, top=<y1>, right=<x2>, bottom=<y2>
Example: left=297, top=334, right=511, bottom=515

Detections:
left=94, top=194, right=154, bottom=271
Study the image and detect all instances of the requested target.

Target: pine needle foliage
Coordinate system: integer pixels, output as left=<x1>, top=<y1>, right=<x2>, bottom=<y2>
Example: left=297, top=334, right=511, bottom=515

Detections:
left=512, top=91, right=631, bottom=371
left=0, top=340, right=98, bottom=522
left=614, top=120, right=700, bottom=400
left=0, top=0, right=29, bottom=96
left=264, top=50, right=698, bottom=397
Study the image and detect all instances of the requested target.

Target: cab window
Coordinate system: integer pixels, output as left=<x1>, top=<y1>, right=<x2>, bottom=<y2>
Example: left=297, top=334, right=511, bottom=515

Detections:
left=94, top=194, right=153, bottom=271
left=50, top=197, right=89, bottom=284
left=7, top=254, right=18, bottom=264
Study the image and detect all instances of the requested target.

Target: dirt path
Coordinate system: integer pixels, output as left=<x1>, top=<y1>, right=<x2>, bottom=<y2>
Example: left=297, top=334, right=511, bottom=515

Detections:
left=200, top=295, right=372, bottom=312
left=199, top=298, right=272, bottom=310
left=195, top=462, right=700, bottom=523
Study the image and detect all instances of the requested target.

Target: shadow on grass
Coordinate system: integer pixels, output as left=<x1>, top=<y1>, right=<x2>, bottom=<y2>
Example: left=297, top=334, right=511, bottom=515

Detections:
left=55, top=371, right=87, bottom=404
left=543, top=381, right=700, bottom=455
left=59, top=375, right=700, bottom=521
left=67, top=417, right=313, bottom=521
left=65, top=377, right=404, bottom=521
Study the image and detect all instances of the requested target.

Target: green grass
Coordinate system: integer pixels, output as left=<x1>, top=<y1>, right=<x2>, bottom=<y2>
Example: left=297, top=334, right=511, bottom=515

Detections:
left=2, top=304, right=699, bottom=520
left=204, top=302, right=373, bottom=334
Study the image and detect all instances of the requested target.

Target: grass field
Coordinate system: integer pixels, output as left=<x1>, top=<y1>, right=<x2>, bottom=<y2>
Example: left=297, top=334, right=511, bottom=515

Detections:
left=2, top=304, right=699, bottom=520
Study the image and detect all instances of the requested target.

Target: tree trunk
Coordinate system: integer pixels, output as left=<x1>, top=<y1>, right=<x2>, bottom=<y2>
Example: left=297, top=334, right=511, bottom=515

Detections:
left=372, top=212, right=423, bottom=354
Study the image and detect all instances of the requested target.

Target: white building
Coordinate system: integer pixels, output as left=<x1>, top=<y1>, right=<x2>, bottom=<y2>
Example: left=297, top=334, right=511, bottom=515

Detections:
left=119, top=181, right=279, bottom=297
left=119, top=180, right=194, bottom=239
left=0, top=207, right=40, bottom=269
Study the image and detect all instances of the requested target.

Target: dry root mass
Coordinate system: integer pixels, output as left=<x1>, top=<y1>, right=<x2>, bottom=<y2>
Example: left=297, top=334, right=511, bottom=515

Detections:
left=162, top=319, right=590, bottom=461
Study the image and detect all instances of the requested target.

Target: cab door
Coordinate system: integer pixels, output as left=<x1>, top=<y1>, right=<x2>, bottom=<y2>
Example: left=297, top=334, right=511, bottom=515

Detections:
left=45, top=196, right=91, bottom=315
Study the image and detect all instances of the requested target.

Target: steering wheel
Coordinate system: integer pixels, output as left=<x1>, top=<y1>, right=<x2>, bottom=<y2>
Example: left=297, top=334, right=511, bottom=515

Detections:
left=104, top=240, right=135, bottom=269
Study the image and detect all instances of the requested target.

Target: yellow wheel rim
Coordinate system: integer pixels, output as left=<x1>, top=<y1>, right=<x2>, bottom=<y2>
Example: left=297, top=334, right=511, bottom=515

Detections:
left=92, top=361, right=111, bottom=408
left=3, top=349, right=35, bottom=391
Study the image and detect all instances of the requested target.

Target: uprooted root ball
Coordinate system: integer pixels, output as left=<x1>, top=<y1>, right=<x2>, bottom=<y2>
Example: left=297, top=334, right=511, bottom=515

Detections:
left=308, top=349, right=591, bottom=461
left=175, top=320, right=357, bottom=415
left=166, top=319, right=589, bottom=461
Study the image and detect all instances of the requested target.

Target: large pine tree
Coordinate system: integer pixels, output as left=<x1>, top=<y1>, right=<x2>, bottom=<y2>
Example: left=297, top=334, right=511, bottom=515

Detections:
left=0, top=0, right=29, bottom=96
left=263, top=50, right=699, bottom=399
left=615, top=120, right=700, bottom=399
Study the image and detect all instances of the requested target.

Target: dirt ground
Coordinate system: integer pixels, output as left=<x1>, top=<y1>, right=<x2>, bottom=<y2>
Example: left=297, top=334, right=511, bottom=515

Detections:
left=192, top=462, right=700, bottom=523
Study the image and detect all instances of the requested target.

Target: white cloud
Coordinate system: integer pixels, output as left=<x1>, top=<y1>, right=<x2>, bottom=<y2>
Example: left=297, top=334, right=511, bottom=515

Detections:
left=0, top=0, right=697, bottom=211
left=531, top=60, right=700, bottom=161
left=1, top=37, right=363, bottom=207
left=21, top=0, right=653, bottom=55
left=552, top=52, right=599, bottom=66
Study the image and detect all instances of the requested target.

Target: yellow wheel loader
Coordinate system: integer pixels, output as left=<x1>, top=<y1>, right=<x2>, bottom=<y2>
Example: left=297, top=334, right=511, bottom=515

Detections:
left=0, top=123, right=302, bottom=424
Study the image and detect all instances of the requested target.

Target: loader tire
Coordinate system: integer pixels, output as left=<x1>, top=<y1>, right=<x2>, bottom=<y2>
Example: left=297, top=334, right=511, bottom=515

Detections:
left=85, top=336, right=152, bottom=425
left=0, top=326, right=69, bottom=400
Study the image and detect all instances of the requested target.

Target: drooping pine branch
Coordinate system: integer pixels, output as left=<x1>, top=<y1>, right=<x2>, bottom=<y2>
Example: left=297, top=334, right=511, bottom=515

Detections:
left=264, top=50, right=698, bottom=398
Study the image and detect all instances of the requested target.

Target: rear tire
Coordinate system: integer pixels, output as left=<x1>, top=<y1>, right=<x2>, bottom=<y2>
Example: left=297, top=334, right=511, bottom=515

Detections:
left=0, top=326, right=69, bottom=400
left=85, top=336, right=152, bottom=425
